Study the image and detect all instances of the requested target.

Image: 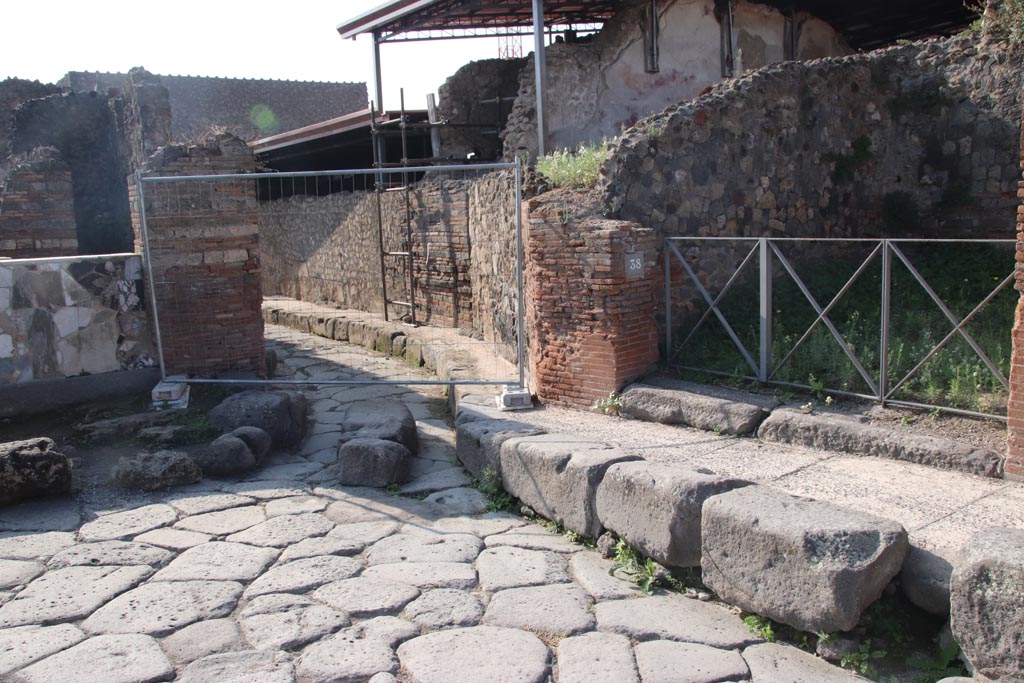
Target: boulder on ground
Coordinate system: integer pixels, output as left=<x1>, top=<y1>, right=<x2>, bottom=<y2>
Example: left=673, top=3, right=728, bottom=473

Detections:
left=950, top=527, right=1024, bottom=682
left=0, top=438, right=72, bottom=506
left=701, top=485, right=908, bottom=633
left=336, top=400, right=417, bottom=453
left=208, top=390, right=306, bottom=448
left=331, top=438, right=412, bottom=487
left=595, top=461, right=750, bottom=568
left=192, top=435, right=256, bottom=477
left=231, top=427, right=272, bottom=463
left=900, top=545, right=953, bottom=616
left=112, top=450, right=202, bottom=491
left=619, top=380, right=776, bottom=435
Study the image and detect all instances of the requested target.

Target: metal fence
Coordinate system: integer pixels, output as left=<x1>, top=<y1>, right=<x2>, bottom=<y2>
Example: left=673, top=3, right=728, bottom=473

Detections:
left=665, top=237, right=1016, bottom=419
left=136, top=162, right=524, bottom=388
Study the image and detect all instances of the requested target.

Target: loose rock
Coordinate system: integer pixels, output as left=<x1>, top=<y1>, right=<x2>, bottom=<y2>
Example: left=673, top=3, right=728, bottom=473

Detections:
left=0, top=438, right=72, bottom=506
left=230, top=426, right=273, bottom=463
left=207, top=390, right=307, bottom=448
left=336, top=400, right=419, bottom=452
left=110, top=451, right=201, bottom=491
left=331, top=438, right=412, bottom=487
left=192, top=435, right=256, bottom=477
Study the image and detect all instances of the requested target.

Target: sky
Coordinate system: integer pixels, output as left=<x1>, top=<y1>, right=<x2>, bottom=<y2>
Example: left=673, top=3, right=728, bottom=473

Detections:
left=0, top=0, right=509, bottom=111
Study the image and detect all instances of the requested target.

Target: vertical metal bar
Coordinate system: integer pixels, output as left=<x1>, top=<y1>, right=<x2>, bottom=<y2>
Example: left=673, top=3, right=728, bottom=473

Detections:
left=759, top=238, right=772, bottom=383
left=371, top=104, right=390, bottom=322
left=372, top=30, right=384, bottom=114
left=515, top=156, right=526, bottom=388
left=135, top=173, right=167, bottom=381
left=426, top=93, right=442, bottom=160
left=401, top=88, right=416, bottom=325
left=880, top=240, right=891, bottom=404
left=665, top=242, right=672, bottom=366
left=531, top=0, right=547, bottom=158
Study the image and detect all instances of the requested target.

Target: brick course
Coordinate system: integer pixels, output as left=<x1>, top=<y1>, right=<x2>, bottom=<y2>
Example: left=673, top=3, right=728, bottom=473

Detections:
left=0, top=150, right=78, bottom=258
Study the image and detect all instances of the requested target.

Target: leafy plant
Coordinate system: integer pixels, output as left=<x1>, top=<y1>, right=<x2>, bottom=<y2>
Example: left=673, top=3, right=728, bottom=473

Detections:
left=808, top=373, right=826, bottom=400
left=473, top=467, right=516, bottom=513
left=536, top=140, right=608, bottom=189
left=742, top=614, right=777, bottom=642
left=840, top=640, right=887, bottom=678
left=908, top=644, right=966, bottom=683
left=593, top=391, right=624, bottom=416
left=610, top=539, right=663, bottom=593
left=965, top=0, right=1024, bottom=46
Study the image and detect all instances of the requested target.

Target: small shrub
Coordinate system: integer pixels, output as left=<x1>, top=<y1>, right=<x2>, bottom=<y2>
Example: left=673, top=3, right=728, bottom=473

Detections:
left=536, top=141, right=607, bottom=189
left=593, top=391, right=623, bottom=416
left=742, top=614, right=777, bottom=642
left=966, top=0, right=1024, bottom=46
left=473, top=467, right=516, bottom=513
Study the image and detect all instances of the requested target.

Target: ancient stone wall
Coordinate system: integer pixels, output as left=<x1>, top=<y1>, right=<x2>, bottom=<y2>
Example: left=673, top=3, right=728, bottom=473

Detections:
left=1007, top=105, right=1024, bottom=482
left=0, top=78, right=66, bottom=183
left=437, top=59, right=527, bottom=161
left=0, top=149, right=78, bottom=258
left=0, top=253, right=153, bottom=385
left=130, top=134, right=264, bottom=377
left=524, top=192, right=660, bottom=407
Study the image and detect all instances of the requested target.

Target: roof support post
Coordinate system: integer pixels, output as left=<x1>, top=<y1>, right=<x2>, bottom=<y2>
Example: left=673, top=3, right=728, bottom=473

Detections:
left=532, top=0, right=547, bottom=158
left=372, top=29, right=385, bottom=112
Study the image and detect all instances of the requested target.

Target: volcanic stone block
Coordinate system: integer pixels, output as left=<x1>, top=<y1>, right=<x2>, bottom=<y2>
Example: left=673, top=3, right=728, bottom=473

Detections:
left=111, top=450, right=201, bottom=491
left=619, top=380, right=776, bottom=435
left=192, top=435, right=256, bottom=477
left=0, top=438, right=72, bottom=506
left=595, top=461, right=751, bottom=568
left=950, top=527, right=1024, bottom=682
left=332, top=438, right=412, bottom=487
left=701, top=485, right=909, bottom=633
left=455, top=418, right=545, bottom=482
left=336, top=400, right=417, bottom=452
left=208, top=390, right=307, bottom=448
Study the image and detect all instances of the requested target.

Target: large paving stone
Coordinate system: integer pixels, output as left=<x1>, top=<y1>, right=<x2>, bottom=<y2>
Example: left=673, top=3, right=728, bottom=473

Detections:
left=0, top=558, right=44, bottom=590
left=0, top=564, right=153, bottom=627
left=476, top=546, right=570, bottom=591
left=403, top=589, right=483, bottom=629
left=225, top=512, right=334, bottom=547
left=398, top=626, right=550, bottom=683
left=401, top=467, right=471, bottom=495
left=174, top=505, right=266, bottom=535
left=0, top=531, right=75, bottom=560
left=331, top=438, right=412, bottom=487
left=159, top=618, right=247, bottom=665
left=0, top=437, right=72, bottom=506
left=701, top=486, right=909, bottom=633
left=313, top=577, right=420, bottom=617
left=328, top=521, right=401, bottom=544
left=596, top=596, right=760, bottom=649
left=177, top=651, right=294, bottom=683
left=757, top=408, right=1003, bottom=477
left=366, top=532, right=482, bottom=564
left=422, top=512, right=526, bottom=537
left=81, top=580, right=243, bottom=636
left=499, top=435, right=640, bottom=539
left=635, top=640, right=750, bottom=683
left=244, top=555, right=364, bottom=598
left=208, top=389, right=307, bottom=448
left=78, top=504, right=178, bottom=542
left=455, top=418, right=546, bottom=481
left=484, top=526, right=581, bottom=553
left=0, top=499, right=81, bottom=532
left=596, top=461, right=751, bottom=568
left=423, top=487, right=489, bottom=515
left=620, top=380, right=776, bottom=435
left=0, top=624, right=86, bottom=676
left=265, top=495, right=327, bottom=517
left=557, top=632, right=639, bottom=683
left=221, top=480, right=309, bottom=499
left=482, top=583, right=595, bottom=636
left=278, top=536, right=365, bottom=562
left=950, top=527, right=1024, bottom=681
left=111, top=450, right=201, bottom=491
left=295, top=626, right=398, bottom=683
left=362, top=561, right=477, bottom=589
left=133, top=527, right=210, bottom=550
left=162, top=491, right=254, bottom=516
left=569, top=552, right=644, bottom=600
left=742, top=642, right=865, bottom=682
left=336, top=400, right=418, bottom=452
left=11, top=633, right=173, bottom=683
left=239, top=593, right=349, bottom=650
left=151, top=541, right=278, bottom=581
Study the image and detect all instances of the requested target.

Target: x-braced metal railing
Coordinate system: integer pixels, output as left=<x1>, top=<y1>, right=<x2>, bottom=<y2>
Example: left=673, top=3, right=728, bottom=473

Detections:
left=664, top=237, right=1016, bottom=420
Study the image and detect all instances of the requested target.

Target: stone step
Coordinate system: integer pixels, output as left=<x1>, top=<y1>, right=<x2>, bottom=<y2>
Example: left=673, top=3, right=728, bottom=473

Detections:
left=619, top=379, right=777, bottom=435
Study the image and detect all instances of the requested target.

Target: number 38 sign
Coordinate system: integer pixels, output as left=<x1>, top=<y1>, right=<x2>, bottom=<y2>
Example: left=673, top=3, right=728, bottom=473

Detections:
left=625, top=253, right=644, bottom=278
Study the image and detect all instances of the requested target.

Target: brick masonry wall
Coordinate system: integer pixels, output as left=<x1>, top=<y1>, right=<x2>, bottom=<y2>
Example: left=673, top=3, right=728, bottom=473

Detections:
left=525, top=191, right=660, bottom=407
left=1006, top=106, right=1024, bottom=481
left=0, top=150, right=78, bottom=258
left=129, top=134, right=264, bottom=377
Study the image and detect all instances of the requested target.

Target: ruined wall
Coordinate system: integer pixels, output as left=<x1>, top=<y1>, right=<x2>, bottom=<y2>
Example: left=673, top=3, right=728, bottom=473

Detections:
left=0, top=78, right=66, bottom=182
left=130, top=135, right=264, bottom=377
left=0, top=149, right=78, bottom=259
left=0, top=254, right=153, bottom=385
left=437, top=59, right=527, bottom=161
left=1007, top=105, right=1024, bottom=482
left=502, top=0, right=847, bottom=159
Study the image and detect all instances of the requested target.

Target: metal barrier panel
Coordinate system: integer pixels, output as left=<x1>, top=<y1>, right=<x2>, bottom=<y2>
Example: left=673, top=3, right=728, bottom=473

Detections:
left=137, top=162, right=524, bottom=387
left=665, top=237, right=1016, bottom=420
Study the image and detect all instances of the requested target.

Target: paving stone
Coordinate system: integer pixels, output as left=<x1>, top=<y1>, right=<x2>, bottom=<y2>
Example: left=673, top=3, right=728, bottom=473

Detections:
left=635, top=640, right=750, bottom=683
left=174, top=505, right=266, bottom=536
left=0, top=499, right=81, bottom=532
left=239, top=593, right=349, bottom=650
left=295, top=625, right=398, bottom=683
left=162, top=492, right=254, bottom=516
left=743, top=642, right=864, bottom=682
left=325, top=495, right=438, bottom=525
left=477, top=546, right=570, bottom=591
left=400, top=467, right=471, bottom=495
left=328, top=521, right=402, bottom=544
left=77, top=504, right=178, bottom=542
left=484, top=526, right=581, bottom=553
left=0, top=558, right=45, bottom=590
left=366, top=532, right=482, bottom=564
left=0, top=624, right=86, bottom=676
left=225, top=512, right=334, bottom=547
left=424, top=487, right=489, bottom=515
left=345, top=616, right=420, bottom=647
left=0, top=564, right=153, bottom=627
left=264, top=495, right=328, bottom=517
left=0, top=532, right=76, bottom=560
left=80, top=580, right=243, bottom=636
left=133, top=527, right=210, bottom=550
left=397, top=626, right=550, bottom=683
left=159, top=618, right=247, bottom=665
left=301, top=432, right=344, bottom=457
left=362, top=561, right=477, bottom=589
left=408, top=456, right=458, bottom=479
left=12, top=635, right=171, bottom=683
left=569, top=551, right=645, bottom=600
left=248, top=461, right=324, bottom=482
left=177, top=650, right=294, bottom=683
left=244, top=555, right=364, bottom=598
left=221, top=480, right=309, bottom=499
left=313, top=577, right=420, bottom=617
left=483, top=583, right=594, bottom=635
left=421, top=513, right=527, bottom=537
left=150, top=541, right=277, bottom=582
left=403, top=589, right=483, bottom=629
left=596, top=596, right=761, bottom=649
left=278, top=536, right=365, bottom=562
left=369, top=674, right=399, bottom=683
left=557, top=632, right=639, bottom=683
left=47, top=541, right=173, bottom=570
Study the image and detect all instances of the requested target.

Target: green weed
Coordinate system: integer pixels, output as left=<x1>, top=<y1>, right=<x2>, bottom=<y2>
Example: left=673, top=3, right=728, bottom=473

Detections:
left=472, top=467, right=516, bottom=513
left=593, top=391, right=623, bottom=416
left=840, top=640, right=887, bottom=678
left=742, top=614, right=777, bottom=642
left=535, top=140, right=608, bottom=190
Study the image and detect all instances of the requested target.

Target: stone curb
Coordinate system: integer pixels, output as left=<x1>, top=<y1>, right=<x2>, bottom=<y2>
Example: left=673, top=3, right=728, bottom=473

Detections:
left=620, top=380, right=777, bottom=435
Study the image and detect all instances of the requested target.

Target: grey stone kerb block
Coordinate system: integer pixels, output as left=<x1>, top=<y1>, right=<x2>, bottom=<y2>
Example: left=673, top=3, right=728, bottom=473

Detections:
left=455, top=419, right=545, bottom=482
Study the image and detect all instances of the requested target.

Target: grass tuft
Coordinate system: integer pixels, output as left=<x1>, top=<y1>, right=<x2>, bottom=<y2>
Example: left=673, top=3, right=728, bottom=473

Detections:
left=535, top=141, right=607, bottom=190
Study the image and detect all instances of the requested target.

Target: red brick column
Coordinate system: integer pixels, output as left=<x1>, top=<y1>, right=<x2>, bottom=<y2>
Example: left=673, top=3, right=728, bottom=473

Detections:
left=1006, top=109, right=1024, bottom=481
left=524, top=194, right=660, bottom=408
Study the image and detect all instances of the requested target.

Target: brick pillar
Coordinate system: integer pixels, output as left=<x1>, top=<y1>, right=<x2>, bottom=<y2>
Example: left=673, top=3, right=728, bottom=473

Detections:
left=524, top=195, right=660, bottom=407
left=0, top=149, right=78, bottom=258
left=1005, top=108, right=1024, bottom=481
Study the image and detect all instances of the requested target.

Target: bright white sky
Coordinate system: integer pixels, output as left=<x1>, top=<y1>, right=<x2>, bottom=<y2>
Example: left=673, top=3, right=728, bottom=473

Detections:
left=0, top=0, right=508, bottom=111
